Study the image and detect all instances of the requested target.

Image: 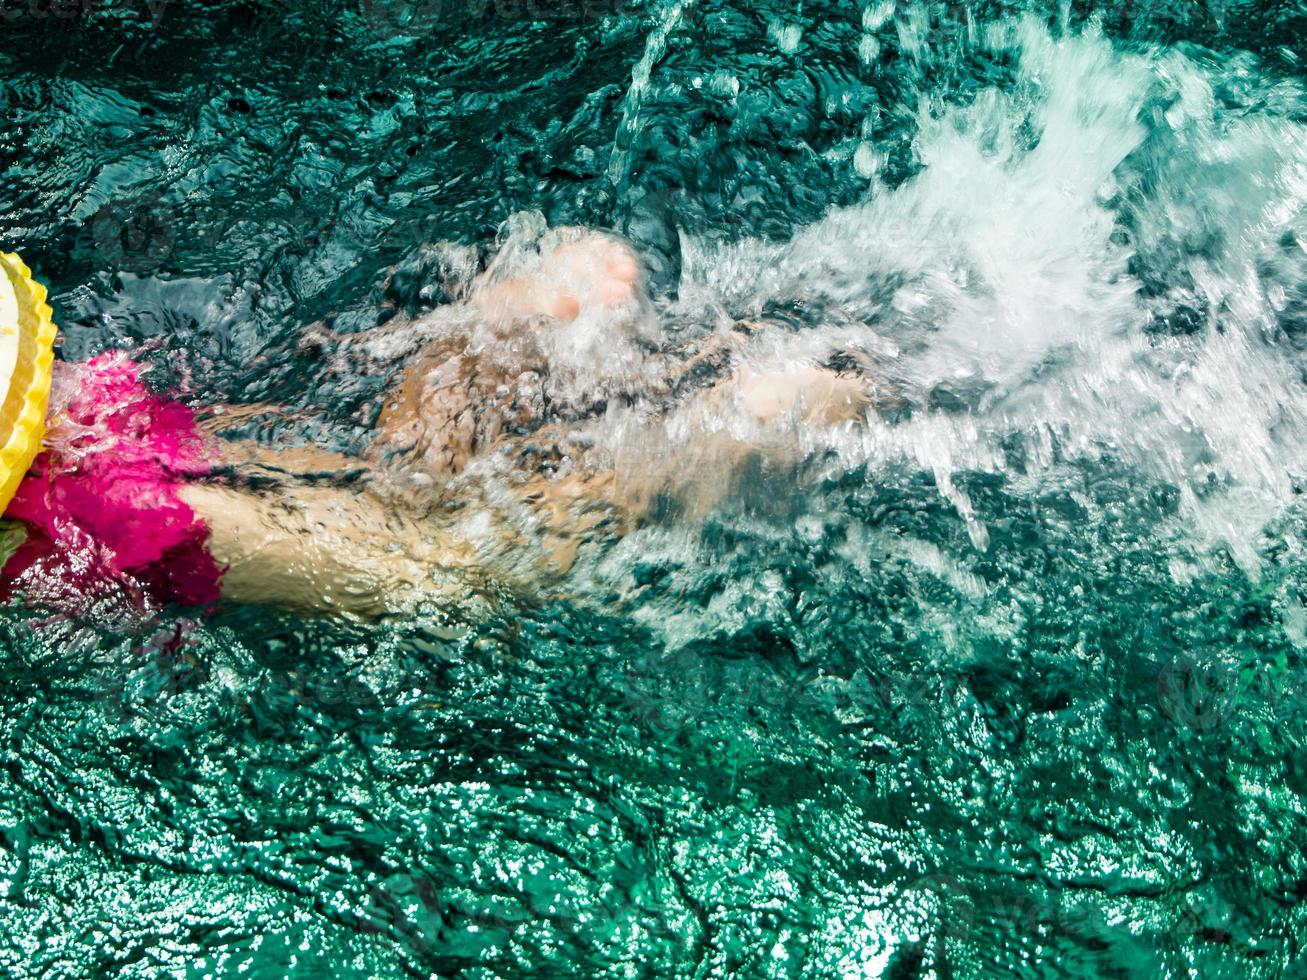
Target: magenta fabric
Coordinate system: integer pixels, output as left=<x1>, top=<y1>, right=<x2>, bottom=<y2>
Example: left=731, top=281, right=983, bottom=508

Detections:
left=2, top=352, right=223, bottom=608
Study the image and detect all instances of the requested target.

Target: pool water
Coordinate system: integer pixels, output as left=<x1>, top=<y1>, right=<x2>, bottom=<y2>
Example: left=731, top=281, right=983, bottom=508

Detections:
left=2, top=0, right=1307, bottom=976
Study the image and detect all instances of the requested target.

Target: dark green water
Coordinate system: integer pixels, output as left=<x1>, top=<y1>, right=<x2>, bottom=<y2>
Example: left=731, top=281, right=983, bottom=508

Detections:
left=3, top=0, right=1307, bottom=976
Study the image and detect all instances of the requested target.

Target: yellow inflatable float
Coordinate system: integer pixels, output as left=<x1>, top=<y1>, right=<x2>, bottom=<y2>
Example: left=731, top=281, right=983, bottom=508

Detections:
left=0, top=252, right=57, bottom=513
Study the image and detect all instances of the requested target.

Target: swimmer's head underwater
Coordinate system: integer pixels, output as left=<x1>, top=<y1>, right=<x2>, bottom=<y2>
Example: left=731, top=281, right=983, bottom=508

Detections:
left=0, top=237, right=884, bottom=620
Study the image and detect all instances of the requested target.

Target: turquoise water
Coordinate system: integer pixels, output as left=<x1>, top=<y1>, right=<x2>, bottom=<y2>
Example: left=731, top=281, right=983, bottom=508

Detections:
left=3, top=0, right=1307, bottom=976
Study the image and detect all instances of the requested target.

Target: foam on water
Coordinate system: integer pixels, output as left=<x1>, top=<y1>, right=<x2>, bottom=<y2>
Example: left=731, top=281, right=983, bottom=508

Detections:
left=607, top=17, right=1307, bottom=579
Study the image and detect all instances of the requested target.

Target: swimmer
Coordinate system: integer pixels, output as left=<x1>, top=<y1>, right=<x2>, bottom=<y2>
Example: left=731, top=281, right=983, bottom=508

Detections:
left=0, top=229, right=881, bottom=621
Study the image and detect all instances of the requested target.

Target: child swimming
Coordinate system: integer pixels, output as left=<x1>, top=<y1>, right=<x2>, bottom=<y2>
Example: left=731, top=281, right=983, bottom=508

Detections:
left=0, top=228, right=879, bottom=621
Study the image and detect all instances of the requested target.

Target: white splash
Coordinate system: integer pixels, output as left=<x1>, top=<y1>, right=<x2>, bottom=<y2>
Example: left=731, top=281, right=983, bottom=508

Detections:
left=644, top=17, right=1307, bottom=576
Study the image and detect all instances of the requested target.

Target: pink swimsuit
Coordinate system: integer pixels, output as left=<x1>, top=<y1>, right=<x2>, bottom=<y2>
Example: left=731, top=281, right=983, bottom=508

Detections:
left=2, top=353, right=224, bottom=608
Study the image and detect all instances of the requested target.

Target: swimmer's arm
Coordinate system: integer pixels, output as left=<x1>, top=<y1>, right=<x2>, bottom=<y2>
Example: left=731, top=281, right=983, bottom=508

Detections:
left=725, top=365, right=874, bottom=425
left=595, top=364, right=878, bottom=523
left=179, top=483, right=490, bottom=619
